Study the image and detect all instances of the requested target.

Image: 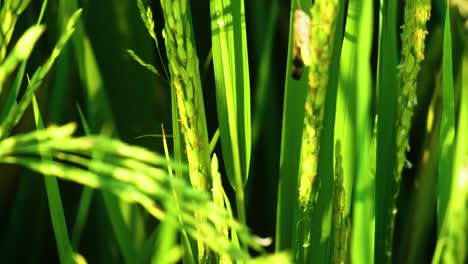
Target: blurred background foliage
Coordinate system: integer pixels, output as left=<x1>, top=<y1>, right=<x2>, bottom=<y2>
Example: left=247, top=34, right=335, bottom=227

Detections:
left=0, top=0, right=467, bottom=263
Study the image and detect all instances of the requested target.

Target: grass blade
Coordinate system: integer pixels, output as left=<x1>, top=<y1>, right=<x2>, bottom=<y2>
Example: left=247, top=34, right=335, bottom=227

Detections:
left=78, top=110, right=137, bottom=263
left=346, top=1, right=375, bottom=263
left=251, top=0, right=279, bottom=147
left=432, top=40, right=468, bottom=263
left=432, top=49, right=468, bottom=263
left=59, top=1, right=142, bottom=261
left=374, top=0, right=399, bottom=262
left=209, top=0, right=252, bottom=225
left=305, top=1, right=345, bottom=262
left=432, top=4, right=468, bottom=262
left=32, top=95, right=74, bottom=264
left=275, top=0, right=310, bottom=252
left=335, top=0, right=374, bottom=263
left=70, top=105, right=94, bottom=250
left=58, top=0, right=114, bottom=131
left=436, top=2, right=456, bottom=233
left=150, top=126, right=181, bottom=264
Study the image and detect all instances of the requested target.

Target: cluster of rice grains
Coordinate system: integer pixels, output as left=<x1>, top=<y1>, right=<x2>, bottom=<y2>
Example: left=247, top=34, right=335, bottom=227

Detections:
left=160, top=0, right=211, bottom=192
left=296, top=0, right=339, bottom=216
left=292, top=0, right=341, bottom=262
left=332, top=141, right=349, bottom=264
left=386, top=0, right=431, bottom=257
left=291, top=0, right=432, bottom=262
left=159, top=0, right=212, bottom=261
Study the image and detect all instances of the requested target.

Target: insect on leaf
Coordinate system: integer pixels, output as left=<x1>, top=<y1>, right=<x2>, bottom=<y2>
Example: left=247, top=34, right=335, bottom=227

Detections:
left=292, top=9, right=311, bottom=80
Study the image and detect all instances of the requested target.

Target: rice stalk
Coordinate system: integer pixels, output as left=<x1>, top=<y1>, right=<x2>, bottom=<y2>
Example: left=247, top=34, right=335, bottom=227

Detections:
left=159, top=1, right=212, bottom=259
left=209, top=0, right=252, bottom=227
left=394, top=0, right=431, bottom=214
left=296, top=0, right=340, bottom=261
left=298, top=0, right=340, bottom=211
left=388, top=0, right=432, bottom=253
left=159, top=0, right=211, bottom=193
left=275, top=0, right=310, bottom=253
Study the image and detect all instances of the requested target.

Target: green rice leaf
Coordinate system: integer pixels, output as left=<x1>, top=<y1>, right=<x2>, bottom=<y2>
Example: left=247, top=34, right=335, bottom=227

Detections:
left=209, top=0, right=252, bottom=226
left=346, top=1, right=375, bottom=263
left=70, top=105, right=94, bottom=250
left=306, top=1, right=345, bottom=262
left=374, top=1, right=399, bottom=262
left=436, top=2, right=456, bottom=233
left=32, top=95, right=75, bottom=264
left=432, top=5, right=467, bottom=263
left=275, top=0, right=310, bottom=252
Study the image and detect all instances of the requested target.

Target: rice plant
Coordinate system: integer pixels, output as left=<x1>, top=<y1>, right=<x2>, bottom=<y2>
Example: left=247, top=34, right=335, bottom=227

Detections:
left=0, top=0, right=467, bottom=263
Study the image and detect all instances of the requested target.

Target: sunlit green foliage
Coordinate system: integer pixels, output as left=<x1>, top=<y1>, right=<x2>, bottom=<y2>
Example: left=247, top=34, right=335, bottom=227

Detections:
left=0, top=0, right=467, bottom=263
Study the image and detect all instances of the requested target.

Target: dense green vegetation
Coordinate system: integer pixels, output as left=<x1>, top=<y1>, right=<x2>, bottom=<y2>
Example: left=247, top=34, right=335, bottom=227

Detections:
left=0, top=0, right=467, bottom=263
